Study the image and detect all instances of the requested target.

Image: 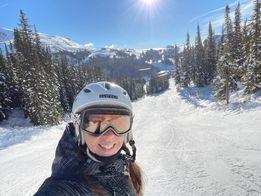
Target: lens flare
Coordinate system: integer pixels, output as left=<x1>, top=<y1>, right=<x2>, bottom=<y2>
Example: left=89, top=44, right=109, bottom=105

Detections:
left=142, top=0, right=158, bottom=7
left=127, top=0, right=163, bottom=24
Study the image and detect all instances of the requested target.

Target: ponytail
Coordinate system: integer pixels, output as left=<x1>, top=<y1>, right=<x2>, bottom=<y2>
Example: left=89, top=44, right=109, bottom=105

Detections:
left=129, top=161, right=143, bottom=196
left=122, top=143, right=144, bottom=196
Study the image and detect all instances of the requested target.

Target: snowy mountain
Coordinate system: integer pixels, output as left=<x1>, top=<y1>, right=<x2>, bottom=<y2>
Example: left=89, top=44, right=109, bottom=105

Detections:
left=0, top=27, right=132, bottom=63
left=0, top=27, right=146, bottom=56
left=0, top=27, right=93, bottom=53
left=37, top=33, right=93, bottom=52
left=0, top=27, right=179, bottom=64
left=0, top=79, right=260, bottom=195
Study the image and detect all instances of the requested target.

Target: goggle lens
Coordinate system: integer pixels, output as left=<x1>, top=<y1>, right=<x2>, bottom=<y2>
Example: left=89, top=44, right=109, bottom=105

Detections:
left=81, top=108, right=132, bottom=135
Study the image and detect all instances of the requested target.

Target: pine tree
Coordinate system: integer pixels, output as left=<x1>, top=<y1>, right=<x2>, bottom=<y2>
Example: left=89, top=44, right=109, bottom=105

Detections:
left=243, top=0, right=261, bottom=94
left=214, top=5, right=238, bottom=103
left=12, top=11, right=39, bottom=120
left=194, top=24, right=206, bottom=87
left=232, top=2, right=244, bottom=80
left=0, top=49, right=8, bottom=114
left=174, top=44, right=181, bottom=86
left=217, top=25, right=225, bottom=59
left=224, top=4, right=238, bottom=90
left=205, top=22, right=217, bottom=84
left=56, top=55, right=75, bottom=112
left=190, top=46, right=196, bottom=83
left=4, top=43, right=23, bottom=109
left=242, top=20, right=251, bottom=66
left=224, top=5, right=234, bottom=53
left=213, top=24, right=233, bottom=104
left=180, top=33, right=192, bottom=87
left=214, top=53, right=233, bottom=104
left=12, top=10, right=62, bottom=125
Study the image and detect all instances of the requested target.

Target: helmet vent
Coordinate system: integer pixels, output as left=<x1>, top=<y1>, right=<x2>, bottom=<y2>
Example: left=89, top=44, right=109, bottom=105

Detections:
left=123, top=91, right=127, bottom=95
left=105, top=82, right=111, bottom=90
left=84, top=88, right=91, bottom=93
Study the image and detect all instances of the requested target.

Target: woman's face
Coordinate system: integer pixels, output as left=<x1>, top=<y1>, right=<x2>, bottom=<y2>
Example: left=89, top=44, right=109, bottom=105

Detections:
left=84, top=114, right=125, bottom=157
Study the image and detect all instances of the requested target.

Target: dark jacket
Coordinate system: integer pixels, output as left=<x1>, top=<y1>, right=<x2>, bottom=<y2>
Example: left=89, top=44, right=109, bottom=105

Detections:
left=34, top=123, right=136, bottom=196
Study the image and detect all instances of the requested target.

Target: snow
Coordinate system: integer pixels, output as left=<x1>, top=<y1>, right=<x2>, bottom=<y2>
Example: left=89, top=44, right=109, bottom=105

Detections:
left=0, top=27, right=181, bottom=59
left=149, top=60, right=175, bottom=71
left=85, top=48, right=116, bottom=61
left=83, top=48, right=139, bottom=62
left=0, top=27, right=93, bottom=54
left=0, top=80, right=261, bottom=195
left=38, top=33, right=94, bottom=52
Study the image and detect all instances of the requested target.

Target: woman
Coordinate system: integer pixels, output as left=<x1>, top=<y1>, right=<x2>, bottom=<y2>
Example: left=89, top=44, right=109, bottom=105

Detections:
left=35, top=81, right=143, bottom=196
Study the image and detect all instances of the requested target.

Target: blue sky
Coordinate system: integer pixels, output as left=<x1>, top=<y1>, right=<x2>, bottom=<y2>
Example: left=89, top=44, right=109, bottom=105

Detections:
left=0, top=0, right=253, bottom=49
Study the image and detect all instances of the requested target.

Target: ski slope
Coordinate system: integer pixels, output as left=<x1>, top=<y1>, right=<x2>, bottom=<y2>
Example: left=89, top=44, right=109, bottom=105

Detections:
left=0, top=80, right=261, bottom=196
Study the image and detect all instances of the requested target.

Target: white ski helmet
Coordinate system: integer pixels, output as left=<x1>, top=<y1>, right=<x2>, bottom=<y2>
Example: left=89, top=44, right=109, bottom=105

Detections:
left=72, top=81, right=134, bottom=146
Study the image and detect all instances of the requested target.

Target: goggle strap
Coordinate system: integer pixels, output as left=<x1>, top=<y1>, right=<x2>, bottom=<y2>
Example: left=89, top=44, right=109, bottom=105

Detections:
left=73, top=114, right=84, bottom=146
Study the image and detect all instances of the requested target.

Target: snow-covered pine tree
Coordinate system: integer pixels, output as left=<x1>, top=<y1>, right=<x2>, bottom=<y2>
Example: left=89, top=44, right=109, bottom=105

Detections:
left=12, top=11, right=41, bottom=123
left=243, top=0, right=261, bottom=94
left=242, top=20, right=251, bottom=71
left=56, top=55, right=76, bottom=112
left=174, top=44, right=181, bottom=86
left=73, top=64, right=86, bottom=94
left=214, top=5, right=238, bottom=104
left=224, top=4, right=238, bottom=91
left=0, top=49, right=8, bottom=119
left=194, top=24, right=206, bottom=87
left=190, top=45, right=196, bottom=83
left=180, top=33, right=192, bottom=87
left=32, top=27, right=62, bottom=124
left=5, top=43, right=23, bottom=109
left=214, top=34, right=234, bottom=104
left=224, top=5, right=234, bottom=53
left=12, top=10, right=62, bottom=125
left=214, top=53, right=234, bottom=104
left=232, top=2, right=244, bottom=80
left=12, top=28, right=33, bottom=111
left=216, top=25, right=225, bottom=60
left=204, top=22, right=217, bottom=84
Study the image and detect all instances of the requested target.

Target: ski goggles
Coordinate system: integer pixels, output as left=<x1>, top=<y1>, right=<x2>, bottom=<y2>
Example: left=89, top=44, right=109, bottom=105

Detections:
left=80, top=107, right=133, bottom=136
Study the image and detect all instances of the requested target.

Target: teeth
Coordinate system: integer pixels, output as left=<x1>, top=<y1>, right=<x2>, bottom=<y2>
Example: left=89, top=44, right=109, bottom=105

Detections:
left=100, top=144, right=114, bottom=150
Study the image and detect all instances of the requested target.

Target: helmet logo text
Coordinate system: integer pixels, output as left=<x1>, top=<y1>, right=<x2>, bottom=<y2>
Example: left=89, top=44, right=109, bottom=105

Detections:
left=99, top=94, right=118, bottom=99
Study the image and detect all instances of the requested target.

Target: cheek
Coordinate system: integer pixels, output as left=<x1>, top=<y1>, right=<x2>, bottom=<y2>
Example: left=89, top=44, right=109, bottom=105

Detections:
left=114, top=136, right=125, bottom=149
left=84, top=134, right=98, bottom=152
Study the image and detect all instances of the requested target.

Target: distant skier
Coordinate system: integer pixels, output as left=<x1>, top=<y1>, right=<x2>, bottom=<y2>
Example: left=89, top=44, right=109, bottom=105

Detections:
left=34, top=81, right=143, bottom=196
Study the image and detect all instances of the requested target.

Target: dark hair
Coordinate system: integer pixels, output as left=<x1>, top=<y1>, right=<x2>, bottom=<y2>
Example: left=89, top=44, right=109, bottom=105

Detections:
left=122, top=143, right=144, bottom=196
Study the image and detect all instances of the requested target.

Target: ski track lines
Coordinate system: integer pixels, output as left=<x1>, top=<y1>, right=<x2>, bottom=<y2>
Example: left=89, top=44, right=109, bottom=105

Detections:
left=133, top=80, right=261, bottom=196
left=0, top=80, right=261, bottom=196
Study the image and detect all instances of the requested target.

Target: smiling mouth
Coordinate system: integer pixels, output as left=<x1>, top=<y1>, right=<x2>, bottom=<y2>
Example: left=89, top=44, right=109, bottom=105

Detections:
left=99, top=143, right=116, bottom=150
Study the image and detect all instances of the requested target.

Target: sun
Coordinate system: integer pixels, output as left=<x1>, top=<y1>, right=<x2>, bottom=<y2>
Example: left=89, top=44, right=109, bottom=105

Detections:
left=141, top=0, right=158, bottom=7
left=132, top=0, right=162, bottom=20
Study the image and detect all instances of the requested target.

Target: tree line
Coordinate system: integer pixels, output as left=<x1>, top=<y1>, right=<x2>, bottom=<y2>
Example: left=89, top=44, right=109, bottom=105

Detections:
left=0, top=10, right=103, bottom=124
left=174, top=0, right=260, bottom=103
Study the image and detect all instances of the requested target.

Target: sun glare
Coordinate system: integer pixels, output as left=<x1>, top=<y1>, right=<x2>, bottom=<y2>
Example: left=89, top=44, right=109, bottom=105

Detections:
left=142, top=0, right=158, bottom=7
left=132, top=0, right=162, bottom=20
